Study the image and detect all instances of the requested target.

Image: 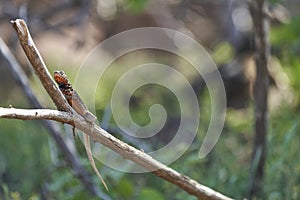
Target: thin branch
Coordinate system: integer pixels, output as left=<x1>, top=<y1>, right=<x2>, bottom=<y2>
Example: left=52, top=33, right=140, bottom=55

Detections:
left=10, top=18, right=110, bottom=195
left=0, top=108, right=73, bottom=122
left=10, top=19, right=71, bottom=112
left=0, top=107, right=233, bottom=200
left=8, top=18, right=234, bottom=199
left=0, top=36, right=106, bottom=198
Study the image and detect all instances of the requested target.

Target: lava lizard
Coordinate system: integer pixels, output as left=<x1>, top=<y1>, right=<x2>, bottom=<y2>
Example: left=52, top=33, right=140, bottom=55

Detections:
left=54, top=70, right=108, bottom=191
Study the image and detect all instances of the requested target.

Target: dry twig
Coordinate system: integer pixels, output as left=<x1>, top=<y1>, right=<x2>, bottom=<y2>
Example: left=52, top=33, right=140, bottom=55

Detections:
left=5, top=19, right=233, bottom=200
left=0, top=35, right=106, bottom=198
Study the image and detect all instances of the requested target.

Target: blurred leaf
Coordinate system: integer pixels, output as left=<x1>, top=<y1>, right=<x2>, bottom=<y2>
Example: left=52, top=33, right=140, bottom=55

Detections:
left=28, top=194, right=39, bottom=200
left=116, top=177, right=134, bottom=198
left=126, top=0, right=148, bottom=13
left=11, top=192, right=21, bottom=200
left=137, top=188, right=164, bottom=200
left=212, top=42, right=234, bottom=64
left=1, top=184, right=10, bottom=200
left=270, top=17, right=300, bottom=45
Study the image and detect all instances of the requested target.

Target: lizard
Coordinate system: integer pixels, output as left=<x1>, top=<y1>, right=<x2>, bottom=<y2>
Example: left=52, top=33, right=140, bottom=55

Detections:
left=54, top=70, right=108, bottom=191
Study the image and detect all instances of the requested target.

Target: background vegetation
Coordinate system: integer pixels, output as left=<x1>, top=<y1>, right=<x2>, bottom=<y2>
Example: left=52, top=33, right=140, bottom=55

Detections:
left=0, top=0, right=299, bottom=199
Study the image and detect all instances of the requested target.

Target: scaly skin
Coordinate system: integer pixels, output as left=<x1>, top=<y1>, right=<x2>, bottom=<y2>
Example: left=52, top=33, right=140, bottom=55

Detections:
left=54, top=71, right=97, bottom=123
left=54, top=70, right=108, bottom=191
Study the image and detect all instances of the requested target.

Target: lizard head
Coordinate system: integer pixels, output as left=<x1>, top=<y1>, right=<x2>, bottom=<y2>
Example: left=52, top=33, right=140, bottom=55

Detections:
left=54, top=70, right=69, bottom=86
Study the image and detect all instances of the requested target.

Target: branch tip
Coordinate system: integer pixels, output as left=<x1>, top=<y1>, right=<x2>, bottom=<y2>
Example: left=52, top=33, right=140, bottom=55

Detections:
left=11, top=19, right=28, bottom=37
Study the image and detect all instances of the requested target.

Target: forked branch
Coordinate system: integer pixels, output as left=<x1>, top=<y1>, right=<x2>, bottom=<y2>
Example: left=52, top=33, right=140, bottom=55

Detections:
left=5, top=19, right=233, bottom=200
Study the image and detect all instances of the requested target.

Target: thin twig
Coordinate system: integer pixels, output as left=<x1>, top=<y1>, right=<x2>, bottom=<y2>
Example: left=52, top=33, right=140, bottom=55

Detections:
left=0, top=36, right=106, bottom=198
left=0, top=108, right=72, bottom=121
left=10, top=18, right=110, bottom=192
left=9, top=18, right=234, bottom=200
left=10, top=19, right=71, bottom=112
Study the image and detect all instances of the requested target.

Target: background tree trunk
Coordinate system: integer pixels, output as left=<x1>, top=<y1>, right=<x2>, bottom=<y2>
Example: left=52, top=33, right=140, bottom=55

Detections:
left=249, top=0, right=270, bottom=198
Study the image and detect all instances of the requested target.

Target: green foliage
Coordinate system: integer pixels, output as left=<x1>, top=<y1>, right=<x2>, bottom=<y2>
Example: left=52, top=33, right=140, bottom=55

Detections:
left=2, top=14, right=300, bottom=199
left=0, top=119, right=101, bottom=199
left=270, top=17, right=300, bottom=46
left=0, top=120, right=49, bottom=198
left=46, top=167, right=96, bottom=200
left=212, top=42, right=235, bottom=65
left=91, top=30, right=300, bottom=198
left=126, top=0, right=148, bottom=13
left=115, top=177, right=134, bottom=198
left=136, top=187, right=164, bottom=200
left=270, top=17, right=300, bottom=105
left=268, top=28, right=300, bottom=200
left=264, top=110, right=300, bottom=200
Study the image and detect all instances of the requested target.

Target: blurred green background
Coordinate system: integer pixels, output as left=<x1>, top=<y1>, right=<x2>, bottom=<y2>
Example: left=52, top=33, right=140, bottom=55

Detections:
left=0, top=0, right=300, bottom=199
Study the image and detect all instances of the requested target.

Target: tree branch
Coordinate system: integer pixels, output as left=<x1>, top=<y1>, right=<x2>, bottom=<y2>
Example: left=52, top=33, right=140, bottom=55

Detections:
left=0, top=108, right=73, bottom=121
left=8, top=18, right=234, bottom=199
left=10, top=19, right=71, bottom=112
left=0, top=107, right=233, bottom=200
left=0, top=36, right=106, bottom=198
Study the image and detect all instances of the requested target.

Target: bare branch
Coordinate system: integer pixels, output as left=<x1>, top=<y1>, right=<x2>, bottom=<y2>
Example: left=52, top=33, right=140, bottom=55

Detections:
left=0, top=36, right=106, bottom=198
left=10, top=19, right=71, bottom=112
left=0, top=107, right=73, bottom=122
left=10, top=18, right=112, bottom=194
left=0, top=107, right=233, bottom=200
left=8, top=18, right=234, bottom=199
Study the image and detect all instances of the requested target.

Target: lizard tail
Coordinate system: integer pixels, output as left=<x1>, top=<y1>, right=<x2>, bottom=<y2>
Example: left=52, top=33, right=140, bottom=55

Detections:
left=83, top=134, right=109, bottom=191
